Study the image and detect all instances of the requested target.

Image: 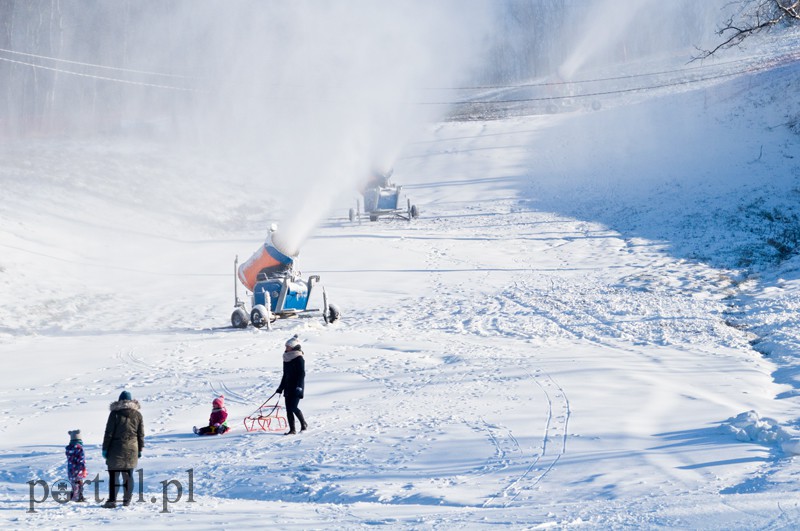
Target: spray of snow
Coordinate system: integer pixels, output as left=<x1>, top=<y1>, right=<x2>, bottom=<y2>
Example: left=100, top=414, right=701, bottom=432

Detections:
left=559, top=0, right=652, bottom=80
left=0, top=2, right=492, bottom=256
left=185, top=1, right=494, bottom=255
left=559, top=0, right=733, bottom=80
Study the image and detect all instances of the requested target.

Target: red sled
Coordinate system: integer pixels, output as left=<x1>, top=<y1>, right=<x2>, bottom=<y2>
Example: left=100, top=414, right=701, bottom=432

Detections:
left=243, top=393, right=288, bottom=432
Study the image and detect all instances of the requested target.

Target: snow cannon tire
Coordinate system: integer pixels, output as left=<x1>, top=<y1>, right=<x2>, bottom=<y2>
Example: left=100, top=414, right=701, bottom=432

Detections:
left=231, top=308, right=249, bottom=328
left=410, top=205, right=419, bottom=218
left=327, top=303, right=341, bottom=324
left=250, top=305, right=270, bottom=329
left=349, top=208, right=356, bottom=222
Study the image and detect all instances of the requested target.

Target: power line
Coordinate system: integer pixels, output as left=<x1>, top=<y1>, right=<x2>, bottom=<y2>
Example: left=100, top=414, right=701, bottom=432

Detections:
left=0, top=55, right=199, bottom=92
left=426, top=53, right=800, bottom=106
left=0, top=47, right=194, bottom=79
left=424, top=56, right=758, bottom=91
left=1, top=44, right=796, bottom=109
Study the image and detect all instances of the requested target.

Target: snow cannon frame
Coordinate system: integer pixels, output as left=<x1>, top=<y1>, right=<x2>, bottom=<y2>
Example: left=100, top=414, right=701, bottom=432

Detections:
left=230, top=255, right=340, bottom=329
left=348, top=171, right=419, bottom=223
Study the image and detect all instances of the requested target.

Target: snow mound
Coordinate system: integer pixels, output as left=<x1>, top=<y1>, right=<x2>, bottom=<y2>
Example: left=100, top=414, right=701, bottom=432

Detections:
left=722, top=410, right=800, bottom=454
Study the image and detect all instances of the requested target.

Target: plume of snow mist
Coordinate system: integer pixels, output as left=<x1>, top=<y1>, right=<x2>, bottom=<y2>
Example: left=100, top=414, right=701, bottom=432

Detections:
left=559, top=0, right=657, bottom=80
left=558, top=0, right=732, bottom=80
left=186, top=1, right=494, bottom=255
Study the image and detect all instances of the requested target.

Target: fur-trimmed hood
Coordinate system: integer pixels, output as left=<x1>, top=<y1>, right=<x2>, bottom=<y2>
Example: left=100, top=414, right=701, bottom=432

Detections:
left=109, top=398, right=141, bottom=412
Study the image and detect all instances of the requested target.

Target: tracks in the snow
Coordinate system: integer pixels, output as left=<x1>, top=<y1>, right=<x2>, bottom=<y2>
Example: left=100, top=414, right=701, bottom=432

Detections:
left=482, top=367, right=570, bottom=508
left=208, top=380, right=251, bottom=405
left=311, top=333, right=571, bottom=508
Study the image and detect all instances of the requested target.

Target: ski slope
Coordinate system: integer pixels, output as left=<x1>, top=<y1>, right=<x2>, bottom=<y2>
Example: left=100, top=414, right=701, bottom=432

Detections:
left=2, top=31, right=800, bottom=529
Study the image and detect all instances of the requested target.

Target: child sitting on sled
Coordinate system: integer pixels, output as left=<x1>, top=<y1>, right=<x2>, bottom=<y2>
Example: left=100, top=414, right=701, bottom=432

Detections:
left=65, top=429, right=88, bottom=501
left=193, top=395, right=229, bottom=435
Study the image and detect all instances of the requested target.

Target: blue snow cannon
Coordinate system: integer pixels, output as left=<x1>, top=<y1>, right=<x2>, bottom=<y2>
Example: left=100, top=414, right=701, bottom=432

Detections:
left=349, top=169, right=419, bottom=222
left=230, top=227, right=340, bottom=329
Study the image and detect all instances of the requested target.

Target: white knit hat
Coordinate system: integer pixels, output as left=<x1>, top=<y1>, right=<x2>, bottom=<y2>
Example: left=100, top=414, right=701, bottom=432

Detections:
left=285, top=334, right=301, bottom=350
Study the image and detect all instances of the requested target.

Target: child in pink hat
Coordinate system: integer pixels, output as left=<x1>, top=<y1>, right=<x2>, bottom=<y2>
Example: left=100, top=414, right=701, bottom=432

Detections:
left=193, top=396, right=229, bottom=435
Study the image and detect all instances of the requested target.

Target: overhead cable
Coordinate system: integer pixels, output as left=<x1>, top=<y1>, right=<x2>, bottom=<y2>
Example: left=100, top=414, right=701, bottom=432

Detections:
left=0, top=55, right=198, bottom=92
left=0, top=47, right=194, bottom=79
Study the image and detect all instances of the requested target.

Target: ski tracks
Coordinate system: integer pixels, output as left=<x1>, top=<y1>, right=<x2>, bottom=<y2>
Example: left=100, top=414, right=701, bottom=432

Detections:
left=114, top=343, right=257, bottom=434
left=482, top=367, right=570, bottom=508
left=208, top=380, right=250, bottom=405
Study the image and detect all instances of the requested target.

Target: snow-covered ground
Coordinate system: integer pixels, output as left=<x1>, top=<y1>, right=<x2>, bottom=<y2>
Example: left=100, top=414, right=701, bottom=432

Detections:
left=3, top=29, right=800, bottom=530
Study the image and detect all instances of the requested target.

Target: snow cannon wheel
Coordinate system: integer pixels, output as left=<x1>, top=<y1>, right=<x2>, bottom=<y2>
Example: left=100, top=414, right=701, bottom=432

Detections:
left=250, top=305, right=270, bottom=329
left=369, top=214, right=378, bottom=222
left=326, top=303, right=341, bottom=324
left=410, top=204, right=419, bottom=219
left=231, top=307, right=249, bottom=328
left=349, top=208, right=356, bottom=222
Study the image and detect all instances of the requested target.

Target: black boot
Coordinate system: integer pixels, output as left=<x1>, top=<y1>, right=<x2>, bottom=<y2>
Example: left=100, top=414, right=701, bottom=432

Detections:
left=296, top=410, right=307, bottom=432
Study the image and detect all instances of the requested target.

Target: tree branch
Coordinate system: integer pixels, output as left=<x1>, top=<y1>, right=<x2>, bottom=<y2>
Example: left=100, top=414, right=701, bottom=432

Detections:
left=696, top=0, right=800, bottom=59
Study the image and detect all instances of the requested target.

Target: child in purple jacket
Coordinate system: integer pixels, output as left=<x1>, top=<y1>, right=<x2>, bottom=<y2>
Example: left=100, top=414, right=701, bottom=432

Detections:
left=65, top=429, right=87, bottom=501
left=193, top=396, right=229, bottom=435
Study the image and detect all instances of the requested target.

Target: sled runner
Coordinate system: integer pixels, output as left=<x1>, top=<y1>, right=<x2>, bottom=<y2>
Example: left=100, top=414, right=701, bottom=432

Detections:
left=243, top=392, right=288, bottom=432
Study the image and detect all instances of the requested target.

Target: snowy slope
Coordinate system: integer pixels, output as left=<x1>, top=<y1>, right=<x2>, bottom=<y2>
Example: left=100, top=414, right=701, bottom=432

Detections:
left=2, top=31, right=800, bottom=530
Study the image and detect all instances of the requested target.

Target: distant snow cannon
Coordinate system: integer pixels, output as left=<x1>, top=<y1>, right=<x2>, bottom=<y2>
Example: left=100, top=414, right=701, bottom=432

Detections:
left=231, top=226, right=340, bottom=329
left=349, top=168, right=419, bottom=222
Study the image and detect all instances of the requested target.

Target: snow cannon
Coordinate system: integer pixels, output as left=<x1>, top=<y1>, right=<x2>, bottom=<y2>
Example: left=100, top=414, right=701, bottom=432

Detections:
left=230, top=226, right=340, bottom=329
left=237, top=227, right=297, bottom=291
left=348, top=168, right=419, bottom=222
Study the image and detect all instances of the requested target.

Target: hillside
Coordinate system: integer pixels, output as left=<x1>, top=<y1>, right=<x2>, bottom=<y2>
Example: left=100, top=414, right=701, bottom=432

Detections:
left=2, top=26, right=800, bottom=531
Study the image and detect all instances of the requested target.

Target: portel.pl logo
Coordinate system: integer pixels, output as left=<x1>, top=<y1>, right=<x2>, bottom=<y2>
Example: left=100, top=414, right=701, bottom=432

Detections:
left=27, top=469, right=195, bottom=513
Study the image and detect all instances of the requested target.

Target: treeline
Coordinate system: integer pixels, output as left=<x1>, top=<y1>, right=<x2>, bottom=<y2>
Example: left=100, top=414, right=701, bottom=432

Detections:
left=0, top=0, right=725, bottom=138
left=0, top=0, right=193, bottom=137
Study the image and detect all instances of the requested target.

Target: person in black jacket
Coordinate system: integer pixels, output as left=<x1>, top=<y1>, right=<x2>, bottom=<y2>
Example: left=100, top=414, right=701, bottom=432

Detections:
left=101, top=390, right=144, bottom=508
left=276, top=334, right=307, bottom=435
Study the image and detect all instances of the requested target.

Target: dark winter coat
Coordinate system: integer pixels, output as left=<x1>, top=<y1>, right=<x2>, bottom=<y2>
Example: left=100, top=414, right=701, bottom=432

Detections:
left=103, top=399, right=145, bottom=470
left=65, top=441, right=87, bottom=481
left=277, top=350, right=305, bottom=399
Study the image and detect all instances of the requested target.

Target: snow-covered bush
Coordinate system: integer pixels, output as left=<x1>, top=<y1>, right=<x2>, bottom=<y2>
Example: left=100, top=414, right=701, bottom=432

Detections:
left=721, top=410, right=800, bottom=454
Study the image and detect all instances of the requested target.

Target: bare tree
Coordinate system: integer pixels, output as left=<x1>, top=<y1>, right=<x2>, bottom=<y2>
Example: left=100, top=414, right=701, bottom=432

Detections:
left=700, top=0, right=800, bottom=58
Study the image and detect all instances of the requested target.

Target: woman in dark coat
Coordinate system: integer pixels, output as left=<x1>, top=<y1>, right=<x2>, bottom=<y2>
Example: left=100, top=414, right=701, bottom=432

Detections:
left=276, top=335, right=307, bottom=435
left=101, top=390, right=145, bottom=507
